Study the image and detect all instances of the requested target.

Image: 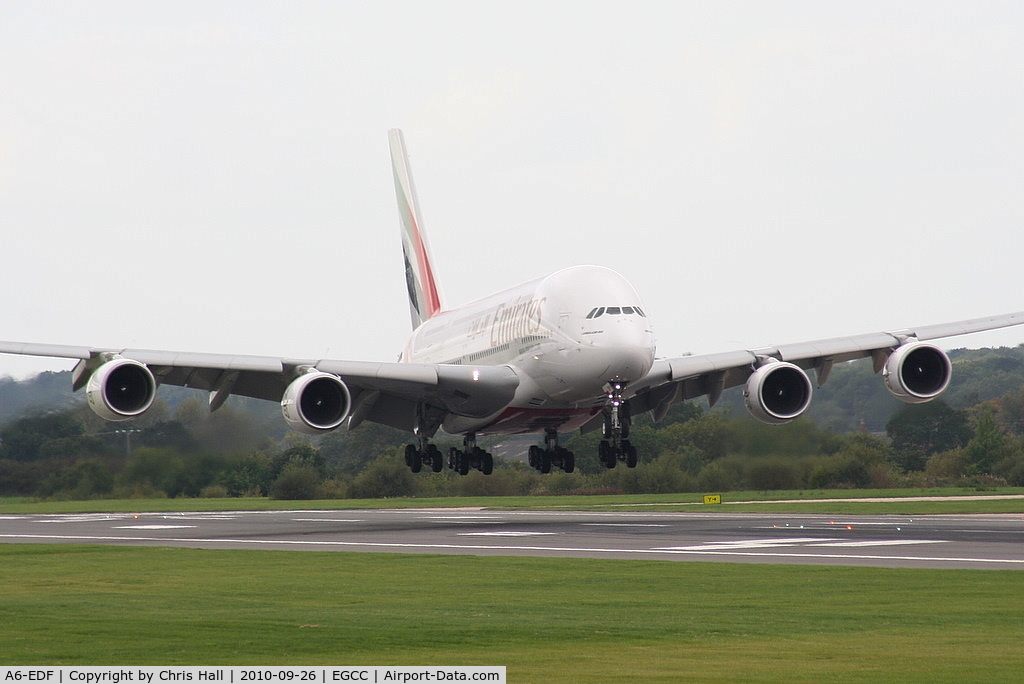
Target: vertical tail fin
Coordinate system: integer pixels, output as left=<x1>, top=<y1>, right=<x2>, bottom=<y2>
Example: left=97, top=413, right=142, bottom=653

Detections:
left=389, top=128, right=443, bottom=329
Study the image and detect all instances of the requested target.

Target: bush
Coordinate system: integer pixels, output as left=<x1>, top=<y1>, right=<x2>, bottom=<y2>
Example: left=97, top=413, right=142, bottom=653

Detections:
left=745, top=458, right=801, bottom=491
left=808, top=456, right=870, bottom=489
left=925, top=449, right=971, bottom=481
left=269, top=463, right=323, bottom=500
left=199, top=484, right=229, bottom=498
left=347, top=453, right=418, bottom=499
left=697, top=458, right=743, bottom=491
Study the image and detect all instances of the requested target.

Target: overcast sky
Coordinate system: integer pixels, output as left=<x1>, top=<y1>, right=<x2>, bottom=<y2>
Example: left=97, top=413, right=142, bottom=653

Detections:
left=2, top=2, right=1023, bottom=380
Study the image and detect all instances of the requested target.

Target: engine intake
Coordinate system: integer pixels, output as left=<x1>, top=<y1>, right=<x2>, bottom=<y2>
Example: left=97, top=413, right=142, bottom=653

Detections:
left=744, top=360, right=813, bottom=424
left=281, top=371, right=351, bottom=434
left=86, top=358, right=157, bottom=421
left=883, top=341, right=951, bottom=404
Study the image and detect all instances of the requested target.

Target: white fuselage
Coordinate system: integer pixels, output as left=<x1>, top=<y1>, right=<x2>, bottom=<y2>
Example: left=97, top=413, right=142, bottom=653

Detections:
left=401, top=265, right=656, bottom=435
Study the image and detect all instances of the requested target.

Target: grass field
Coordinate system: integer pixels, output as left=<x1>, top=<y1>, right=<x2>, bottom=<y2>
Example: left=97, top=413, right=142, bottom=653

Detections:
left=2, top=491, right=1023, bottom=680
left=1, top=544, right=1023, bottom=681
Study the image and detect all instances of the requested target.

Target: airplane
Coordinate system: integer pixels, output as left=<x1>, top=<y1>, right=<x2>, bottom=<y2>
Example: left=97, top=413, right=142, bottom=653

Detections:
left=3, top=128, right=1024, bottom=476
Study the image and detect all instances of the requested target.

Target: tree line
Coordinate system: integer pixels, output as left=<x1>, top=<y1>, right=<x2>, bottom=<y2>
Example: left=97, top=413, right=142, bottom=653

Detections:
left=2, top=347, right=1024, bottom=500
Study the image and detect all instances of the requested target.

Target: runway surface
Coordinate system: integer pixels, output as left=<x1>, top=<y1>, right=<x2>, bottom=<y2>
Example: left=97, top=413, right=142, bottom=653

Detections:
left=3, top=508, right=1024, bottom=569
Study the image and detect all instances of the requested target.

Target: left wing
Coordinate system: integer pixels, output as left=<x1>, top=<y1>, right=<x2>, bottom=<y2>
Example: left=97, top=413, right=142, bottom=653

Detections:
left=625, top=310, right=1024, bottom=425
left=0, top=341, right=519, bottom=435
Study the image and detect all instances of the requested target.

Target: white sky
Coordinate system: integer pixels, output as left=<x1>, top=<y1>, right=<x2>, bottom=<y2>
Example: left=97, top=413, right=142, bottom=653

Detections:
left=2, top=2, right=1023, bottom=380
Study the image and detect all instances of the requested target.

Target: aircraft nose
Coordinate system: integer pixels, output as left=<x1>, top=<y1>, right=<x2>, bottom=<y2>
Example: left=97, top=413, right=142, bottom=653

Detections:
left=588, top=321, right=655, bottom=381
left=602, top=343, right=655, bottom=381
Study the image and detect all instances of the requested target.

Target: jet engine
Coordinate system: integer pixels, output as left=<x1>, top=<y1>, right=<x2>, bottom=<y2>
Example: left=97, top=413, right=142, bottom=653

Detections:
left=883, top=341, right=952, bottom=404
left=86, top=358, right=157, bottom=421
left=744, top=360, right=813, bottom=425
left=281, top=371, right=352, bottom=434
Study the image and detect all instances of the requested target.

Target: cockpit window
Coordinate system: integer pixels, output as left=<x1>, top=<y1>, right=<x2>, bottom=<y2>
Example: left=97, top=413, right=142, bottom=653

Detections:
left=589, top=307, right=643, bottom=321
left=586, top=305, right=645, bottom=319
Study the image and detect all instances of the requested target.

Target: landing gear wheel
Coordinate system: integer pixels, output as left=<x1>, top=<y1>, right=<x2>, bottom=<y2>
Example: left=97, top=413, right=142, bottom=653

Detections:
left=529, top=445, right=542, bottom=470
left=539, top=451, right=552, bottom=474
left=405, top=444, right=422, bottom=473
left=425, top=445, right=440, bottom=472
left=624, top=441, right=638, bottom=468
left=598, top=382, right=639, bottom=469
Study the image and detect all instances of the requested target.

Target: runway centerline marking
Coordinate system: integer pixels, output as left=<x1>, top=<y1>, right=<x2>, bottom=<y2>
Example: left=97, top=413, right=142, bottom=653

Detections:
left=112, top=525, right=197, bottom=530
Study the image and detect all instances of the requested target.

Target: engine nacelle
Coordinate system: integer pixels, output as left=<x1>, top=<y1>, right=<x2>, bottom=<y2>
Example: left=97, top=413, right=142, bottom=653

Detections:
left=281, top=371, right=352, bottom=434
left=86, top=358, right=157, bottom=421
left=744, top=360, right=813, bottom=425
left=883, top=341, right=951, bottom=404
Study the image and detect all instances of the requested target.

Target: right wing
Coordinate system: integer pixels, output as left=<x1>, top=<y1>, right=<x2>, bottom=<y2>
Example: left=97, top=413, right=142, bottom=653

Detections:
left=625, top=310, right=1024, bottom=424
left=0, top=341, right=520, bottom=435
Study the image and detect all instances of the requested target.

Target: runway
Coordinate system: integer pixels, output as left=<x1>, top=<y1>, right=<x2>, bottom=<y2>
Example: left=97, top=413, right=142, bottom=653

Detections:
left=2, top=508, right=1024, bottom=569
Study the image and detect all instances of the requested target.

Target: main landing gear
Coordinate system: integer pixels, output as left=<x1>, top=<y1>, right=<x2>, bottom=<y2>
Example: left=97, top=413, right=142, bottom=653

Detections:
left=447, top=433, right=494, bottom=476
left=404, top=439, right=443, bottom=474
left=528, top=429, right=575, bottom=474
left=599, top=382, right=638, bottom=469
left=404, top=434, right=493, bottom=476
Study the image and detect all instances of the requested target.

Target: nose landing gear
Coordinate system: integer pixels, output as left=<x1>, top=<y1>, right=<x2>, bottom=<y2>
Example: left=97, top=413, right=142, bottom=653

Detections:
left=599, top=382, right=637, bottom=469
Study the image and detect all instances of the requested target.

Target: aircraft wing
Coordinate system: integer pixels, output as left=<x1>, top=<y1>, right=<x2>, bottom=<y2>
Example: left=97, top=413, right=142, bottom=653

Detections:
left=626, top=310, right=1024, bottom=422
left=0, top=341, right=520, bottom=433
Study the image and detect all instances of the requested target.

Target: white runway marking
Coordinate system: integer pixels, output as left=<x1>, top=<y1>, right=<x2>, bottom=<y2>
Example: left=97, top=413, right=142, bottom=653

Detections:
left=0, top=533, right=1021, bottom=566
left=659, top=538, right=832, bottom=551
left=809, top=540, right=944, bottom=548
left=582, top=523, right=670, bottom=528
left=429, top=516, right=503, bottom=524
left=112, top=525, right=197, bottom=530
left=458, top=531, right=557, bottom=537
left=291, top=518, right=365, bottom=523
left=658, top=538, right=946, bottom=551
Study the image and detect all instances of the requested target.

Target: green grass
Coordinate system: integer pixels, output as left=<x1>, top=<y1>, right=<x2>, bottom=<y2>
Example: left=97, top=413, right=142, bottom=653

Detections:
left=2, top=487, right=1023, bottom=515
left=1, top=544, right=1022, bottom=681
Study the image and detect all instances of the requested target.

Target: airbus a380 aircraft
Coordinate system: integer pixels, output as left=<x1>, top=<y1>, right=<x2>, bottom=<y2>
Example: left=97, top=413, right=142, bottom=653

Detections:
left=3, top=129, right=1024, bottom=476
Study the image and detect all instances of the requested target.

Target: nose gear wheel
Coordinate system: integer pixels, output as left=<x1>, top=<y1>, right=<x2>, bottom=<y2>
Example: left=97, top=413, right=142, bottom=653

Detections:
left=599, top=381, right=638, bottom=469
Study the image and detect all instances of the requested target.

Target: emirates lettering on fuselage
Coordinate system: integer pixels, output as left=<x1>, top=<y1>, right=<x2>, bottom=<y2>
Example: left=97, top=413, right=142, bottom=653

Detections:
left=489, top=296, right=546, bottom=348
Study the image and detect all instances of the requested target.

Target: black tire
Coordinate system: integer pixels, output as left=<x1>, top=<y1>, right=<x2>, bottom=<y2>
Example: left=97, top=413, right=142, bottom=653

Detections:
left=406, top=444, right=422, bottom=473
left=430, top=445, right=443, bottom=472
